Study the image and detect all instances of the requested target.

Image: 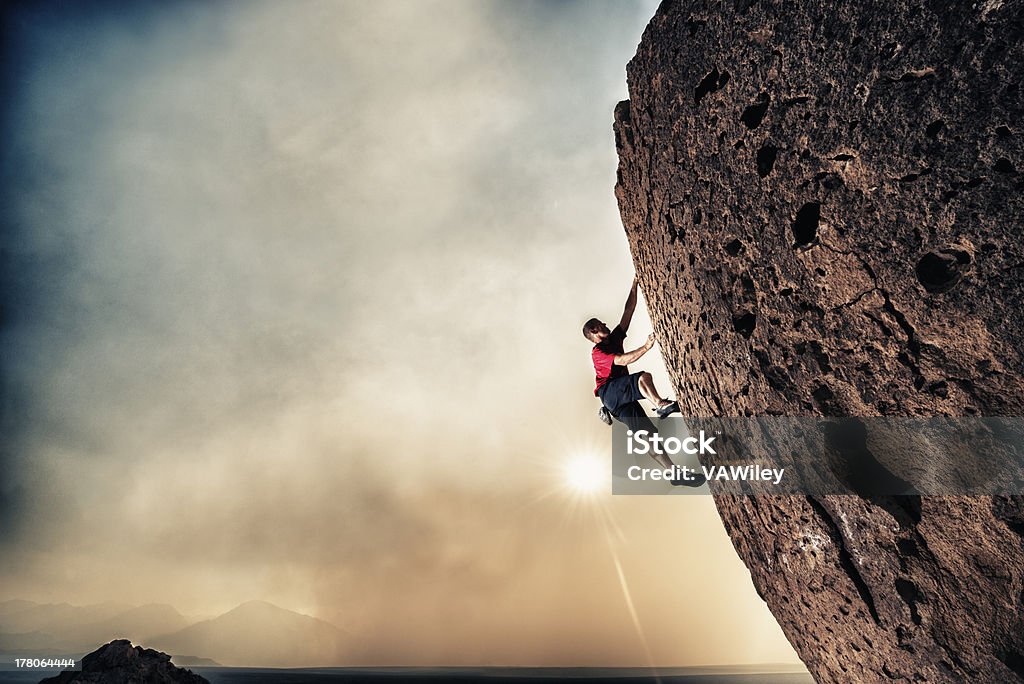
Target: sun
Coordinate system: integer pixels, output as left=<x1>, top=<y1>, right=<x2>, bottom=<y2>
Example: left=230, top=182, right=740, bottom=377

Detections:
left=562, top=452, right=607, bottom=495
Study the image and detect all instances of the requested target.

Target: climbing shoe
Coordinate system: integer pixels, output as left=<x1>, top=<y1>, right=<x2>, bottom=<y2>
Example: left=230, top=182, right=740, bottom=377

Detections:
left=656, top=401, right=680, bottom=419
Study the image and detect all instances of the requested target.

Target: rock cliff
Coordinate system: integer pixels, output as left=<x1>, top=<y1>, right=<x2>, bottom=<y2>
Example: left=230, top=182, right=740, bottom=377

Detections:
left=614, top=0, right=1024, bottom=681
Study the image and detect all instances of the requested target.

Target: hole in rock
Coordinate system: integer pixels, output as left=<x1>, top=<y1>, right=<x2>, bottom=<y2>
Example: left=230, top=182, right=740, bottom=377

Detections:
left=741, top=92, right=771, bottom=129
left=925, top=120, right=944, bottom=138
left=996, top=125, right=1012, bottom=138
left=812, top=386, right=838, bottom=413
left=765, top=366, right=794, bottom=396
left=916, top=251, right=965, bottom=293
left=756, top=144, right=778, bottom=177
left=806, top=341, right=832, bottom=372
left=896, top=538, right=918, bottom=556
left=732, top=312, right=757, bottom=338
left=899, top=169, right=931, bottom=182
left=792, top=202, right=821, bottom=247
left=695, top=69, right=722, bottom=104
left=816, top=172, right=844, bottom=189
left=724, top=239, right=744, bottom=256
left=994, top=158, right=1016, bottom=173
left=895, top=579, right=923, bottom=625
left=832, top=153, right=856, bottom=161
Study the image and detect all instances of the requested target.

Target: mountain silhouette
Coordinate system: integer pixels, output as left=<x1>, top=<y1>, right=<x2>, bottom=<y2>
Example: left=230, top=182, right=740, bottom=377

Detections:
left=149, top=600, right=350, bottom=667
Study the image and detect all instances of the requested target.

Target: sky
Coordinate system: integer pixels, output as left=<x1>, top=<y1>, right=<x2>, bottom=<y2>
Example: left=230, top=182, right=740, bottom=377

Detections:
left=0, top=0, right=801, bottom=668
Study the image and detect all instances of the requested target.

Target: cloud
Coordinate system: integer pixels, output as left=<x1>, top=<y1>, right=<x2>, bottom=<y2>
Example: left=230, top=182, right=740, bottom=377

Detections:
left=0, top=0, right=798, bottom=669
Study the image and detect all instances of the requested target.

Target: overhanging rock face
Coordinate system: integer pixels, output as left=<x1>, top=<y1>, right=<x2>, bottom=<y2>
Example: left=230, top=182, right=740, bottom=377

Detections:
left=613, top=1, right=1024, bottom=681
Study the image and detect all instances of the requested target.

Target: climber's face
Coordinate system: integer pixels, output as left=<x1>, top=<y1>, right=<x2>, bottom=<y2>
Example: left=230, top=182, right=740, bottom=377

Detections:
left=588, top=321, right=611, bottom=343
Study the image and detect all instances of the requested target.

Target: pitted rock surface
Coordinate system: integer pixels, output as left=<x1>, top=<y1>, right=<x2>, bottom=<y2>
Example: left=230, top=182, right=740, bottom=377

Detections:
left=614, top=1, right=1024, bottom=681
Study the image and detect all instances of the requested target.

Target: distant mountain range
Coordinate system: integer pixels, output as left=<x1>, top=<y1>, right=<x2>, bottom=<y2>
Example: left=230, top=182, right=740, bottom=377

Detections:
left=149, top=600, right=350, bottom=667
left=0, top=599, right=351, bottom=667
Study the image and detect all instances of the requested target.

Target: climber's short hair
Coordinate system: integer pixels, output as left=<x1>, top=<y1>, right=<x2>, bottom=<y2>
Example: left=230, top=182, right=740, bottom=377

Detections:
left=582, top=318, right=603, bottom=340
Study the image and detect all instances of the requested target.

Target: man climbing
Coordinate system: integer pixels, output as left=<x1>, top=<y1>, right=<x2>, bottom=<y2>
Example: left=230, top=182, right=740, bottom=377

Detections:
left=583, top=276, right=680, bottom=424
left=583, top=277, right=705, bottom=488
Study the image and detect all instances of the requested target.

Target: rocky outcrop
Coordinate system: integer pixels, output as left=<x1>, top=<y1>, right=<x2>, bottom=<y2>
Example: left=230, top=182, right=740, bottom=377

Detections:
left=614, top=1, right=1024, bottom=682
left=39, top=640, right=208, bottom=684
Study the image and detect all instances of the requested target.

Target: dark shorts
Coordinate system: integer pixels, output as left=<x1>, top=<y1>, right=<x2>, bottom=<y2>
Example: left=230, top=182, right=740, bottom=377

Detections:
left=597, top=372, right=645, bottom=415
left=611, top=400, right=657, bottom=434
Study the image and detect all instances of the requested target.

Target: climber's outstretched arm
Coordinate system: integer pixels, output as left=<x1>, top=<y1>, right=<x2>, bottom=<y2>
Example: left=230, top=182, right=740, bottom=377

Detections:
left=619, top=277, right=639, bottom=332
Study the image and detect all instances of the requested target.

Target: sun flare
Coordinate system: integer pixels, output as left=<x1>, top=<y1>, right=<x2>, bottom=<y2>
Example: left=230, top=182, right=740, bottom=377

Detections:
left=563, top=453, right=607, bottom=495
